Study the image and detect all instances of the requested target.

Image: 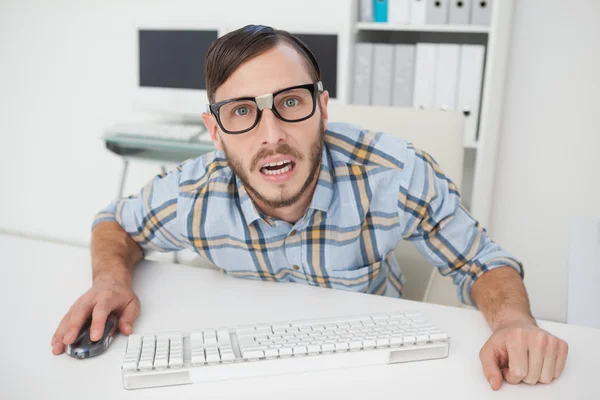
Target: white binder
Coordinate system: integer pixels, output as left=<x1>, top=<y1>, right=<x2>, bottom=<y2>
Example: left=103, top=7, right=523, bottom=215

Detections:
left=392, top=44, right=416, bottom=107
left=456, top=44, right=485, bottom=144
left=433, top=44, right=460, bottom=111
left=471, top=0, right=493, bottom=25
left=410, top=0, right=427, bottom=25
left=371, top=44, right=395, bottom=106
left=412, top=43, right=437, bottom=109
left=360, top=0, right=374, bottom=22
left=388, top=0, right=412, bottom=25
left=426, top=0, right=449, bottom=24
left=448, top=0, right=472, bottom=25
left=352, top=43, right=374, bottom=105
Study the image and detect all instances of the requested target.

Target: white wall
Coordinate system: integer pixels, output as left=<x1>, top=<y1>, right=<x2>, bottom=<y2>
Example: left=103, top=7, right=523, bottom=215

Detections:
left=0, top=0, right=352, bottom=246
left=490, top=0, right=600, bottom=322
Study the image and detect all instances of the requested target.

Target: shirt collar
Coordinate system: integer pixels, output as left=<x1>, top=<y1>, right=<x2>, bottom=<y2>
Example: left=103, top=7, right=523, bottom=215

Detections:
left=235, top=144, right=335, bottom=226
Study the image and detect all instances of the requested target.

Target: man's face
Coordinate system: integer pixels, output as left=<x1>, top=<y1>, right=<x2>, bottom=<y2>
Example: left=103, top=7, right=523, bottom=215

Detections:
left=202, top=44, right=329, bottom=209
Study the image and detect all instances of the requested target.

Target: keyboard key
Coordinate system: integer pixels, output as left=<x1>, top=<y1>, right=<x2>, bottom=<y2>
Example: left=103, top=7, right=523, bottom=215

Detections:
left=429, top=332, right=449, bottom=341
left=264, top=348, right=279, bottom=358
left=221, top=351, right=236, bottom=362
left=335, top=343, right=349, bottom=351
left=279, top=347, right=293, bottom=357
left=126, top=334, right=142, bottom=352
left=293, top=345, right=308, bottom=355
left=243, top=348, right=264, bottom=360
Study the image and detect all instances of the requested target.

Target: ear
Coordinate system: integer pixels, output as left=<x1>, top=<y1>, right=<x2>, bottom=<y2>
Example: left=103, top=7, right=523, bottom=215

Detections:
left=319, top=90, right=329, bottom=130
left=202, top=112, right=224, bottom=151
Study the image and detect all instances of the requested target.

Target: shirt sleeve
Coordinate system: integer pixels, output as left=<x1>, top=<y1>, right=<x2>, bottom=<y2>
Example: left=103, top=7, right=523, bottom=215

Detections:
left=398, top=146, right=524, bottom=307
left=92, top=164, right=186, bottom=254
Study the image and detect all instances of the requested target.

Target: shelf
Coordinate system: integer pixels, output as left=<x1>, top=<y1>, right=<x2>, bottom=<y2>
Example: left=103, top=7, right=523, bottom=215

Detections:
left=355, top=22, right=490, bottom=34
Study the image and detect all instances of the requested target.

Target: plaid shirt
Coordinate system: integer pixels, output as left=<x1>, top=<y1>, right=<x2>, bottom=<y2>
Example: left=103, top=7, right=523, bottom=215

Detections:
left=94, top=122, right=523, bottom=306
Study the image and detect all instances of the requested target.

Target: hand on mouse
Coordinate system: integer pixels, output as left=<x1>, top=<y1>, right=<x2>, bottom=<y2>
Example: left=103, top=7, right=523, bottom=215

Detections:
left=51, top=276, right=140, bottom=355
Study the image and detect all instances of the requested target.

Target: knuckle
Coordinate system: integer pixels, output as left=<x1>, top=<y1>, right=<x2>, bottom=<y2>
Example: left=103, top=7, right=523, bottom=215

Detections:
left=535, top=331, right=548, bottom=346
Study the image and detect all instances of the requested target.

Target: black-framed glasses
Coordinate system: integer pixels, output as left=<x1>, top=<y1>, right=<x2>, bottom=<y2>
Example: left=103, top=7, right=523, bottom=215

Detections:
left=207, top=81, right=324, bottom=134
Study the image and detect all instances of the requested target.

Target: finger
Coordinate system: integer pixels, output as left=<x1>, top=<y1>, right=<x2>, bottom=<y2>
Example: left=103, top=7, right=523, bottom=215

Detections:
left=554, top=340, right=569, bottom=378
left=539, top=336, right=558, bottom=384
left=479, top=344, right=503, bottom=391
left=63, top=300, right=95, bottom=345
left=503, top=337, right=529, bottom=385
left=118, top=297, right=141, bottom=335
left=90, top=303, right=112, bottom=341
left=523, top=333, right=546, bottom=385
left=52, top=311, right=72, bottom=355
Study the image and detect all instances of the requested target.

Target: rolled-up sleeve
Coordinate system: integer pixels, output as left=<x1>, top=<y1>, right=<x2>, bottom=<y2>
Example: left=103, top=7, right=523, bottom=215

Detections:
left=92, top=167, right=185, bottom=253
left=398, top=147, right=524, bottom=307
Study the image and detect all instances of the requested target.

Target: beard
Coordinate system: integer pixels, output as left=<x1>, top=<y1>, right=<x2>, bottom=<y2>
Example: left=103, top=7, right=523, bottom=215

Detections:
left=223, top=120, right=325, bottom=210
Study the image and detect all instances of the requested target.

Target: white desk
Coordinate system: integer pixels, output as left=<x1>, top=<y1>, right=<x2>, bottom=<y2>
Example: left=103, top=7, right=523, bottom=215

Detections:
left=1, top=233, right=599, bottom=399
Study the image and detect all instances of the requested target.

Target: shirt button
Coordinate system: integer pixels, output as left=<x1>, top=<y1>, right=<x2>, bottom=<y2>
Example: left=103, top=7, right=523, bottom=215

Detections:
left=293, top=265, right=300, bottom=271
left=289, top=230, right=296, bottom=236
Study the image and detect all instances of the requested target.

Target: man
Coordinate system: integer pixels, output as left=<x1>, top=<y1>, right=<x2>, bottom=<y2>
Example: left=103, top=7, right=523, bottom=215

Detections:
left=51, top=25, right=568, bottom=390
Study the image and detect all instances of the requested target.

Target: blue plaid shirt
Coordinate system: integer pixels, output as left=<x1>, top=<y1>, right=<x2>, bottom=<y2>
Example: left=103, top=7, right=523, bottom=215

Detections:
left=94, top=123, right=523, bottom=306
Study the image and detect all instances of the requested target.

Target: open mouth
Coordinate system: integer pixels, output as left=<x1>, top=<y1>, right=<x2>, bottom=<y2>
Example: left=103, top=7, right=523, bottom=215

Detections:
left=260, top=160, right=296, bottom=176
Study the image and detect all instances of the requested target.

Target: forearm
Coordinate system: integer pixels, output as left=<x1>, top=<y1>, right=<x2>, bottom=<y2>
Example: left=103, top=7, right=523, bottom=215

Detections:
left=470, top=266, right=536, bottom=331
left=91, top=221, right=144, bottom=288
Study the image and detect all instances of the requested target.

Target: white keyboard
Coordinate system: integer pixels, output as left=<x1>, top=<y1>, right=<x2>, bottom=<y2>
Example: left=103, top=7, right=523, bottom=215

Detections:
left=121, top=311, right=450, bottom=390
left=107, top=122, right=211, bottom=143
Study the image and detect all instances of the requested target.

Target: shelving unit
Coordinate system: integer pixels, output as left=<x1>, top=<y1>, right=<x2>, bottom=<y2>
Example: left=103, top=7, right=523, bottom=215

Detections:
left=336, top=0, right=516, bottom=227
left=355, top=22, right=490, bottom=34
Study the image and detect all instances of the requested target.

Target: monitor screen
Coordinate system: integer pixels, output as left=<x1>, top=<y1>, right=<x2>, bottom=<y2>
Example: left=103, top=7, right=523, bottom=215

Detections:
left=293, top=33, right=338, bottom=99
left=138, top=30, right=218, bottom=91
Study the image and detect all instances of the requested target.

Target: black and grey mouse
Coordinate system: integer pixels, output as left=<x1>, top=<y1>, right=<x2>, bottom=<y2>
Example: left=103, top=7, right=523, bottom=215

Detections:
left=65, top=313, right=118, bottom=359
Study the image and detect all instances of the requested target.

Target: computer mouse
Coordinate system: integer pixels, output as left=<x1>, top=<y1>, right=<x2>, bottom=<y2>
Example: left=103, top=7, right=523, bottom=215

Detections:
left=65, top=313, right=118, bottom=359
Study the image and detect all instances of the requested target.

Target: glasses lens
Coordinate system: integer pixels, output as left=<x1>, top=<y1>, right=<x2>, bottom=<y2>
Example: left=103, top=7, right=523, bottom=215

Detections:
left=219, top=100, right=258, bottom=133
left=274, top=87, right=315, bottom=121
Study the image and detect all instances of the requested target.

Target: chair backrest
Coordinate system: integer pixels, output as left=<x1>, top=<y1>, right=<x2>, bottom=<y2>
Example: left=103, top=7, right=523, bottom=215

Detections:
left=326, top=104, right=466, bottom=308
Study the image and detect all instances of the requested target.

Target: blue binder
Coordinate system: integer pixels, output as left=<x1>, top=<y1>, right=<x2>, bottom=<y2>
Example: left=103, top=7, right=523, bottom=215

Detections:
left=374, top=0, right=388, bottom=22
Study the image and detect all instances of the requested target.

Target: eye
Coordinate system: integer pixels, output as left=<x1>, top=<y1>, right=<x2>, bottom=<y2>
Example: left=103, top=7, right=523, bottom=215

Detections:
left=233, top=106, right=250, bottom=116
left=284, top=98, right=299, bottom=107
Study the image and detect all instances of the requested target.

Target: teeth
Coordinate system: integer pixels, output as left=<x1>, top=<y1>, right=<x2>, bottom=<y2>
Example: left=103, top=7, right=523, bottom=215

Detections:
left=263, top=160, right=291, bottom=168
left=262, top=164, right=292, bottom=175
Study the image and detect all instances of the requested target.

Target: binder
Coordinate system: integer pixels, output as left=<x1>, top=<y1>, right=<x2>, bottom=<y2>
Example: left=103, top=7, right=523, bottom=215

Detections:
left=448, top=0, right=472, bottom=25
left=352, top=43, right=374, bottom=105
left=456, top=44, right=485, bottom=144
left=388, top=0, right=412, bottom=25
left=371, top=44, right=395, bottom=106
left=471, top=0, right=492, bottom=25
left=412, top=43, right=437, bottom=109
left=392, top=44, right=416, bottom=107
left=359, top=0, right=374, bottom=22
left=410, top=0, right=427, bottom=25
left=426, top=0, right=449, bottom=24
left=433, top=44, right=460, bottom=111
left=374, top=0, right=389, bottom=23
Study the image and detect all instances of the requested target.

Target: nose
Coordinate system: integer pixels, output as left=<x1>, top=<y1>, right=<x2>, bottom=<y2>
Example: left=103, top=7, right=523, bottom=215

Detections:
left=256, top=109, right=286, bottom=145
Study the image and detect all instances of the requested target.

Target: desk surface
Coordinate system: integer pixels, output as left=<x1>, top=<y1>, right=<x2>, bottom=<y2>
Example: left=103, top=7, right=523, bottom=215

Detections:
left=1, top=233, right=598, bottom=399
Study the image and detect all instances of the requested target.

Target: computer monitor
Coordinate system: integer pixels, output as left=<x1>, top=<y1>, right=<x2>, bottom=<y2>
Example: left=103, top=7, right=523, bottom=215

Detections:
left=134, top=28, right=219, bottom=117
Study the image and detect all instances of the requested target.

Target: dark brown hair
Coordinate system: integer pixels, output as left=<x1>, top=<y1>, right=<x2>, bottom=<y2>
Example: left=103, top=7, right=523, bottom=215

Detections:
left=205, top=25, right=321, bottom=103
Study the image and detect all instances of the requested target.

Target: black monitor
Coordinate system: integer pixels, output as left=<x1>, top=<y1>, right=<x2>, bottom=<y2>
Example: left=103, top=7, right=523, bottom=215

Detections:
left=293, top=33, right=338, bottom=99
left=138, top=29, right=218, bottom=90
